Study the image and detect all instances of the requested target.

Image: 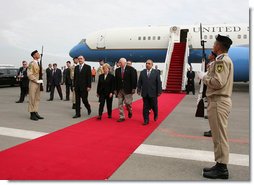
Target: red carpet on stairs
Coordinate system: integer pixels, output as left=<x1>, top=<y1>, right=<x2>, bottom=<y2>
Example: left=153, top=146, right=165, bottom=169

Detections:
left=0, top=93, right=185, bottom=180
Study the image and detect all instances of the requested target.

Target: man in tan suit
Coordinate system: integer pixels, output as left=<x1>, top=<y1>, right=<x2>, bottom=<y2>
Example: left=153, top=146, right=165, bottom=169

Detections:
left=27, top=50, right=44, bottom=121
left=70, top=57, right=79, bottom=109
left=198, top=34, right=233, bottom=179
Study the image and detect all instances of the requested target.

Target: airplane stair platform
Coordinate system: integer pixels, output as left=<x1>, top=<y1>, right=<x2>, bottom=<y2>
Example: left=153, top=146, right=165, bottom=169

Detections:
left=165, top=43, right=186, bottom=93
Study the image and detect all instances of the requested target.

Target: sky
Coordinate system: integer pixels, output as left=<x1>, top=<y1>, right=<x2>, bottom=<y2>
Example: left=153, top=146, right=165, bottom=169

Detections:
left=0, top=0, right=250, bottom=68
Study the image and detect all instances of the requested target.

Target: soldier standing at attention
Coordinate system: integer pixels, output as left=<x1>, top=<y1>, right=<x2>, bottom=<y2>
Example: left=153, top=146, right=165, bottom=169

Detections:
left=27, top=50, right=44, bottom=121
left=198, top=34, right=233, bottom=179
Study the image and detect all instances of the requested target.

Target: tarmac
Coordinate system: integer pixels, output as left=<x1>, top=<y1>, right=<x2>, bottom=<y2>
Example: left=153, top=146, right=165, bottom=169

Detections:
left=0, top=79, right=249, bottom=181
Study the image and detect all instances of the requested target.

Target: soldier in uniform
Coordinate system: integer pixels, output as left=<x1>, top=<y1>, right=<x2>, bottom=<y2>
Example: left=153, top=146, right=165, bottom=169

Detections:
left=197, top=34, right=233, bottom=179
left=70, top=57, right=79, bottom=109
left=27, top=50, right=44, bottom=121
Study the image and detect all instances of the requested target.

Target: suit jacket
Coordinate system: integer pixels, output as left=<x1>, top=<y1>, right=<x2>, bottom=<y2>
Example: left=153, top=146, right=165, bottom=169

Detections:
left=63, top=68, right=72, bottom=85
left=97, top=73, right=115, bottom=96
left=74, top=64, right=91, bottom=90
left=17, top=67, right=29, bottom=87
left=137, top=68, right=162, bottom=97
left=115, top=65, right=137, bottom=94
left=46, top=67, right=52, bottom=81
left=51, top=68, right=62, bottom=85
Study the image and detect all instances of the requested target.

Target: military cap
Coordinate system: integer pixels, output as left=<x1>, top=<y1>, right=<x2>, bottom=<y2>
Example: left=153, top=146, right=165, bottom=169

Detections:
left=31, top=50, right=38, bottom=57
left=216, top=34, right=233, bottom=49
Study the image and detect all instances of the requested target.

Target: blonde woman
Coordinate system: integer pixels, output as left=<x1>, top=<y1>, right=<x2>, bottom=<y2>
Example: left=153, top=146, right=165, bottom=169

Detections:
left=96, top=63, right=115, bottom=120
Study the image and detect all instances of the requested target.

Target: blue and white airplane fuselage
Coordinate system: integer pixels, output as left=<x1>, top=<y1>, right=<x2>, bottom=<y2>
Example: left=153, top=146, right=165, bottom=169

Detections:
left=69, top=24, right=249, bottom=82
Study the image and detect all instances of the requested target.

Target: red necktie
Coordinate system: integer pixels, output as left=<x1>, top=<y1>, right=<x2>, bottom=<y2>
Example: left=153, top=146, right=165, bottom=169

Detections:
left=121, top=68, right=124, bottom=79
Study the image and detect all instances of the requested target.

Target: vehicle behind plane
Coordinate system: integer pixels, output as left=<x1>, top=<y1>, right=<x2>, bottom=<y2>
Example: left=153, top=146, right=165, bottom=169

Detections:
left=0, top=65, right=19, bottom=86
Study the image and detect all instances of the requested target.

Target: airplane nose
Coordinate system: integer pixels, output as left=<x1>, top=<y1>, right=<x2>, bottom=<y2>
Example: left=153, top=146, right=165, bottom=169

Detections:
left=69, top=39, right=87, bottom=58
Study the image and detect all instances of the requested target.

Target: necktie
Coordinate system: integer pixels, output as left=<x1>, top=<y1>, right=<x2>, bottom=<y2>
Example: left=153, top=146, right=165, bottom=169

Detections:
left=104, top=74, right=107, bottom=80
left=147, top=70, right=150, bottom=78
left=79, top=65, right=82, bottom=72
left=121, top=68, right=124, bottom=78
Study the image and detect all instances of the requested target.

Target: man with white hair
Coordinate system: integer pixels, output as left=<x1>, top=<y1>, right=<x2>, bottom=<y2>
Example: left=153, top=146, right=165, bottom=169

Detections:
left=115, top=58, right=137, bottom=122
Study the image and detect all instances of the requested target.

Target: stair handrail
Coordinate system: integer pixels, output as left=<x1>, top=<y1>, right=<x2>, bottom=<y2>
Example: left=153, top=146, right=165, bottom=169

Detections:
left=162, top=26, right=180, bottom=90
left=181, top=32, right=190, bottom=90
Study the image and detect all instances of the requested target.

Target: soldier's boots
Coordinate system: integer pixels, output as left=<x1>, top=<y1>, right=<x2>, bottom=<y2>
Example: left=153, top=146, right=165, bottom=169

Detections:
left=35, top=112, right=44, bottom=119
left=203, top=163, right=229, bottom=179
left=30, top=112, right=38, bottom=121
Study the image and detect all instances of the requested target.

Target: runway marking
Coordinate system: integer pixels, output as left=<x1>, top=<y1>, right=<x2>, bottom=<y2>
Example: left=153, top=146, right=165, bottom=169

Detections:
left=134, top=144, right=249, bottom=167
left=158, top=128, right=249, bottom=144
left=0, top=127, right=48, bottom=139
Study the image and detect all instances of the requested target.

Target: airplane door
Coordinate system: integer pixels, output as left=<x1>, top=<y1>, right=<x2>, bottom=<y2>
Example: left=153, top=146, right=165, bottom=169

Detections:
left=180, top=29, right=189, bottom=43
left=97, top=33, right=106, bottom=49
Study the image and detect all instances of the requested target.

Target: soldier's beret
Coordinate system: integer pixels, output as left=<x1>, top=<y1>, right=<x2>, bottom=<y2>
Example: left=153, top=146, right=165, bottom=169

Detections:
left=216, top=34, right=233, bottom=49
left=31, top=50, right=38, bottom=57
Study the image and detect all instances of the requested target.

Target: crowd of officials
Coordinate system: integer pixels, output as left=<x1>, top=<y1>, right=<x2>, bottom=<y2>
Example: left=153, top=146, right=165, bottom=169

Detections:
left=15, top=34, right=234, bottom=180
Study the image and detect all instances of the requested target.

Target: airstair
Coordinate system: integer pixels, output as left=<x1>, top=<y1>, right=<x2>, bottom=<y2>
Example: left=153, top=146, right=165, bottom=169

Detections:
left=162, top=26, right=189, bottom=93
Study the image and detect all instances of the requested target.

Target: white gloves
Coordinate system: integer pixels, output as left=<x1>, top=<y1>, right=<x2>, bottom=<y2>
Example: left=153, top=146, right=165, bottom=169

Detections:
left=36, top=80, right=43, bottom=84
left=197, top=71, right=207, bottom=80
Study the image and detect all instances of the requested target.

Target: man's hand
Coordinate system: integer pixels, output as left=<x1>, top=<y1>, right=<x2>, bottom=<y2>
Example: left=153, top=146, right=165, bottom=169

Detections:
left=109, top=93, right=113, bottom=98
left=87, top=87, right=91, bottom=91
left=36, top=80, right=43, bottom=84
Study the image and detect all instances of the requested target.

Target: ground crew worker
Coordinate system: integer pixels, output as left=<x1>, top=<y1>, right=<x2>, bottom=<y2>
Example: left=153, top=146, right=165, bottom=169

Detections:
left=197, top=34, right=233, bottom=179
left=27, top=50, right=44, bottom=121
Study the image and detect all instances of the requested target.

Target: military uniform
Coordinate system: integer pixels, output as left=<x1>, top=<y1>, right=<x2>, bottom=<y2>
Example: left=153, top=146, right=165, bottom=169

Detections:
left=70, top=64, right=76, bottom=108
left=27, top=60, right=41, bottom=114
left=203, top=53, right=233, bottom=165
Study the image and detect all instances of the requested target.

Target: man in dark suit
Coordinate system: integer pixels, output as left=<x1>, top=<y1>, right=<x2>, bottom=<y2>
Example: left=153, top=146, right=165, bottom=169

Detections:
left=48, top=63, right=63, bottom=101
left=186, top=66, right=195, bottom=95
left=63, top=61, right=72, bottom=101
left=16, top=60, right=29, bottom=103
left=115, top=58, right=137, bottom=122
left=137, top=59, right=162, bottom=125
left=96, top=63, right=115, bottom=120
left=46, top=63, right=52, bottom=92
left=73, top=55, right=92, bottom=118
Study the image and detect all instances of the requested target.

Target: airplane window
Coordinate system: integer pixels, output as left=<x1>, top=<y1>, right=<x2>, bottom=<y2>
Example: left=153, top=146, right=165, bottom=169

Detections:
left=204, top=35, right=207, bottom=39
left=138, top=36, right=141, bottom=40
left=209, top=35, right=213, bottom=39
left=157, top=36, right=161, bottom=40
left=226, top=35, right=230, bottom=37
left=148, top=36, right=151, bottom=40
left=143, top=36, right=146, bottom=40
left=237, top=35, right=241, bottom=39
left=153, top=36, right=156, bottom=40
left=243, top=35, right=247, bottom=39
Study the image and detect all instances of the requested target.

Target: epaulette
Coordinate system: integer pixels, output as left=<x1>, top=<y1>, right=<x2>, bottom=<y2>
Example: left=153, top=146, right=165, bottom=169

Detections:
left=217, top=55, right=224, bottom=60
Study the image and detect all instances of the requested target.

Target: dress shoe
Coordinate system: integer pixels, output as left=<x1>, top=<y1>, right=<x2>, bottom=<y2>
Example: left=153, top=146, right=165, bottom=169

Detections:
left=97, top=116, right=102, bottom=120
left=15, top=100, right=23, bottom=103
left=108, top=115, right=112, bottom=118
left=72, top=104, right=76, bottom=109
left=72, top=114, right=81, bottom=118
left=117, top=118, right=125, bottom=122
left=35, top=112, right=44, bottom=119
left=203, top=163, right=229, bottom=179
left=47, top=99, right=53, bottom=101
left=204, top=115, right=208, bottom=119
left=204, top=130, right=212, bottom=137
left=142, top=120, right=149, bottom=125
left=64, top=99, right=69, bottom=101
left=30, top=112, right=38, bottom=121
left=88, top=109, right=91, bottom=115
left=154, top=115, right=158, bottom=121
left=128, top=112, right=132, bottom=118
left=60, top=97, right=63, bottom=100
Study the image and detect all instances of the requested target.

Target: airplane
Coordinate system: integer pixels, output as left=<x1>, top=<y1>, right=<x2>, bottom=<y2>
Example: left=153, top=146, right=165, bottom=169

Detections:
left=69, top=24, right=249, bottom=87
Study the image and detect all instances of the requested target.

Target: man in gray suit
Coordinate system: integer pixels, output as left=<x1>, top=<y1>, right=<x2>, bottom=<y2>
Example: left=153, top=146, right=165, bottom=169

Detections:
left=137, top=59, right=162, bottom=125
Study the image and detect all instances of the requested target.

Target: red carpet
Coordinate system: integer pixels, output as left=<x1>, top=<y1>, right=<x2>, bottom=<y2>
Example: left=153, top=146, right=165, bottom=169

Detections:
left=0, top=93, right=185, bottom=180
